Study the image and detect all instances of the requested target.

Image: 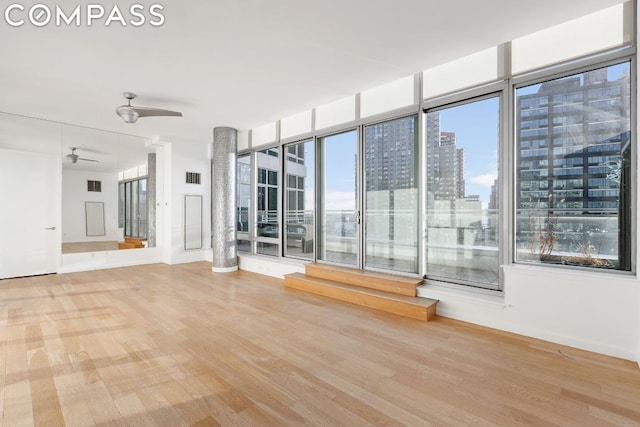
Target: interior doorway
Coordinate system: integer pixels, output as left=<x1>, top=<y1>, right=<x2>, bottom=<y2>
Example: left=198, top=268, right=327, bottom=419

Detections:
left=0, top=149, right=60, bottom=279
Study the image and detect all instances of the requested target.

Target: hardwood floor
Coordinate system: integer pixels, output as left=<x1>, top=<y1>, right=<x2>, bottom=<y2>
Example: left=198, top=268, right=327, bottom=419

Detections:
left=1, top=262, right=639, bottom=426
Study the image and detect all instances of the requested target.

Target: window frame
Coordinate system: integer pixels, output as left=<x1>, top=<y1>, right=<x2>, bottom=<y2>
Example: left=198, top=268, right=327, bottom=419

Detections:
left=363, top=114, right=420, bottom=275
left=511, top=52, right=636, bottom=275
left=422, top=90, right=506, bottom=290
left=233, top=45, right=636, bottom=289
left=254, top=146, right=282, bottom=257
left=283, top=138, right=316, bottom=261
left=236, top=152, right=252, bottom=253
left=119, top=176, right=148, bottom=239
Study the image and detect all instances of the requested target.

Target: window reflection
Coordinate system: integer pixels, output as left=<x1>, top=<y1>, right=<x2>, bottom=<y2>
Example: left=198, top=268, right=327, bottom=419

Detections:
left=425, top=97, right=500, bottom=288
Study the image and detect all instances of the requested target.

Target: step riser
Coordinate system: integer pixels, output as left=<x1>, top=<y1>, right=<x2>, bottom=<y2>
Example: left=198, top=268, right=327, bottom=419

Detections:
left=125, top=237, right=144, bottom=245
left=285, top=276, right=434, bottom=321
left=305, top=264, right=418, bottom=296
left=118, top=243, right=144, bottom=249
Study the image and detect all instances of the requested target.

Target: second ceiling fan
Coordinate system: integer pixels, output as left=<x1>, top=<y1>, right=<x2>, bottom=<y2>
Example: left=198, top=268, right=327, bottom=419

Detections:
left=66, top=147, right=98, bottom=163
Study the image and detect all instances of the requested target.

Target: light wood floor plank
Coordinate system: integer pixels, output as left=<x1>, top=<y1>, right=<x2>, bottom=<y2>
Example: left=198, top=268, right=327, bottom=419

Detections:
left=0, top=262, right=639, bottom=426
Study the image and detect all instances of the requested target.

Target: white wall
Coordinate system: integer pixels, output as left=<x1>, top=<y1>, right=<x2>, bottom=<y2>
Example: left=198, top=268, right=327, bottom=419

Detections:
left=61, top=169, right=119, bottom=243
left=59, top=247, right=162, bottom=273
left=237, top=254, right=305, bottom=278
left=418, top=265, right=639, bottom=361
left=158, top=139, right=211, bottom=265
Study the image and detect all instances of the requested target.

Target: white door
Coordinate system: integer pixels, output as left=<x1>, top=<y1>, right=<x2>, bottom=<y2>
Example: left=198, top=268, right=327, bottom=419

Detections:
left=0, top=149, right=60, bottom=279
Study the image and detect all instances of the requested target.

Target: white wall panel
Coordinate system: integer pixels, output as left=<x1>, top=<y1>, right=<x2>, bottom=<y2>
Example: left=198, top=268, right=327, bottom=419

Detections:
left=251, top=122, right=278, bottom=147
left=315, top=95, right=356, bottom=130
left=423, top=47, right=500, bottom=99
left=281, top=110, right=312, bottom=140
left=512, top=3, right=630, bottom=74
left=237, top=130, right=249, bottom=151
left=361, top=75, right=415, bottom=118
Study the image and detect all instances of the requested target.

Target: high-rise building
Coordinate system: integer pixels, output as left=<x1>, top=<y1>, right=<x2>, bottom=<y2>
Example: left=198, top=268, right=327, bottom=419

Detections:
left=364, top=118, right=417, bottom=192
left=517, top=67, right=629, bottom=211
left=516, top=66, right=631, bottom=259
left=425, top=117, right=466, bottom=201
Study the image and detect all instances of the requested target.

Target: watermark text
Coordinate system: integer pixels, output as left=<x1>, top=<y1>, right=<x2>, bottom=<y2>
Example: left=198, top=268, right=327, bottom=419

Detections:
left=4, top=3, right=165, bottom=27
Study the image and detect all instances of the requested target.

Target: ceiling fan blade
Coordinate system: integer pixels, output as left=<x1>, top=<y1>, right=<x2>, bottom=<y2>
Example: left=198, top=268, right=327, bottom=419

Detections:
left=132, top=106, right=183, bottom=118
left=78, top=157, right=99, bottom=162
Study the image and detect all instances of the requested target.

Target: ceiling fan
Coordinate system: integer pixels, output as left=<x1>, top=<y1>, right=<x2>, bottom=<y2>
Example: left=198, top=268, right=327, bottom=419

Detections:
left=66, top=147, right=98, bottom=164
left=116, top=92, right=183, bottom=124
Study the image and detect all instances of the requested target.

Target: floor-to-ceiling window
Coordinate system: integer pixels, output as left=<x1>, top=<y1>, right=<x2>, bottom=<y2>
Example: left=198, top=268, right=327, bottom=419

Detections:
left=425, top=96, right=500, bottom=288
left=233, top=4, right=633, bottom=292
left=284, top=140, right=314, bottom=259
left=515, top=62, right=631, bottom=270
left=364, top=115, right=418, bottom=273
left=318, top=130, right=359, bottom=266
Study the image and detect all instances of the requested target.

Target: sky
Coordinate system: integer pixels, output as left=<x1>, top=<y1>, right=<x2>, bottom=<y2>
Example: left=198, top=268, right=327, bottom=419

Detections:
left=438, top=96, right=499, bottom=204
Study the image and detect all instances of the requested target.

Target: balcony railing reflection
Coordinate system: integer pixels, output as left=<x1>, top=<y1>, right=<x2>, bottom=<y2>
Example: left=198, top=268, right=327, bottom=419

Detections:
left=516, top=207, right=619, bottom=267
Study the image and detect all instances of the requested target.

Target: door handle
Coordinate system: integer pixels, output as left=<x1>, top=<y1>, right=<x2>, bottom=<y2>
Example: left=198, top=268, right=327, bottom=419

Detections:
left=45, top=227, right=56, bottom=230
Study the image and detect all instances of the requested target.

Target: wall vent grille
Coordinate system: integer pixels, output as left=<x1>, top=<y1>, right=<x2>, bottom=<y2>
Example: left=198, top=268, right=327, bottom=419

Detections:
left=186, top=172, right=201, bottom=184
left=87, top=180, right=102, bottom=192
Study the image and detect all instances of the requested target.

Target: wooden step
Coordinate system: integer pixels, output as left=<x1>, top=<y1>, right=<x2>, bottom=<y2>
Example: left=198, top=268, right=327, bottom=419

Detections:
left=124, top=237, right=145, bottom=245
left=284, top=272, right=437, bottom=321
left=304, top=263, right=421, bottom=296
left=118, top=242, right=144, bottom=250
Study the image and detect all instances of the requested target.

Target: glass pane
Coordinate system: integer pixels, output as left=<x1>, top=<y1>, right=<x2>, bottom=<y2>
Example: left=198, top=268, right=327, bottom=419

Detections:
left=118, top=182, right=124, bottom=228
left=131, top=180, right=139, bottom=237
left=236, top=154, right=251, bottom=251
left=318, top=130, right=358, bottom=265
left=268, top=170, right=278, bottom=186
left=515, top=63, right=631, bottom=270
left=138, top=179, right=147, bottom=238
left=426, top=97, right=500, bottom=288
left=285, top=140, right=314, bottom=259
left=268, top=187, right=277, bottom=211
left=257, top=187, right=266, bottom=211
left=257, top=242, right=279, bottom=256
left=237, top=240, right=251, bottom=253
left=364, top=115, right=418, bottom=273
left=125, top=181, right=132, bottom=236
left=256, top=148, right=280, bottom=254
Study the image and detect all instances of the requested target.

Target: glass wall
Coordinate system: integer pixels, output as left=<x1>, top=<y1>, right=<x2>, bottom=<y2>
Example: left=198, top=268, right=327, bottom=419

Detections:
left=233, top=7, right=634, bottom=290
left=515, top=62, right=631, bottom=270
left=425, top=97, right=500, bottom=287
left=256, top=148, right=280, bottom=256
left=284, top=140, right=314, bottom=259
left=318, top=130, right=359, bottom=266
left=364, top=116, right=418, bottom=273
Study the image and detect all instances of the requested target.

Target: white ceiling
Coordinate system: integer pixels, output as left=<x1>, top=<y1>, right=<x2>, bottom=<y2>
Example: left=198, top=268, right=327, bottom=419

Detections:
left=0, top=0, right=626, bottom=146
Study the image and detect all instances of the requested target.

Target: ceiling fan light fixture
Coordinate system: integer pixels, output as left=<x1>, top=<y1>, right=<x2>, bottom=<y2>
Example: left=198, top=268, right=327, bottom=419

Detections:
left=66, top=147, right=98, bottom=164
left=116, top=92, right=182, bottom=123
left=116, top=106, right=139, bottom=124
